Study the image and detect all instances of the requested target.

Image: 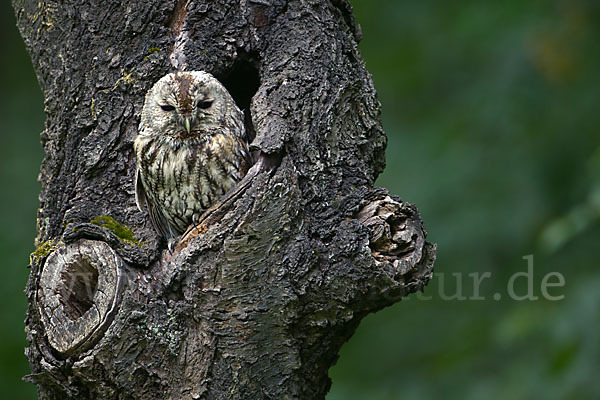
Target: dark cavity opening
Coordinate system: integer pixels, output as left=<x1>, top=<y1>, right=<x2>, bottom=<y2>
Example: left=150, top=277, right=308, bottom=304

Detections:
left=219, top=55, right=261, bottom=144
left=58, top=257, right=99, bottom=320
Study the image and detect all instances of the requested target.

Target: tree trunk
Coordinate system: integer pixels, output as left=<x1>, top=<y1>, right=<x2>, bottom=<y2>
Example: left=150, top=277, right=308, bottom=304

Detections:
left=14, top=0, right=436, bottom=399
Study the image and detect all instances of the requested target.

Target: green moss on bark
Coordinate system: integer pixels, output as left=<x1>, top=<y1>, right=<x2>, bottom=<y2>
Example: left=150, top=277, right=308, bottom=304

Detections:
left=91, top=216, right=140, bottom=246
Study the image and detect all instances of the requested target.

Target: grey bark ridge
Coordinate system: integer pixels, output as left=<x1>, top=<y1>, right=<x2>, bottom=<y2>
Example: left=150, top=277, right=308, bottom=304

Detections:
left=14, top=0, right=436, bottom=399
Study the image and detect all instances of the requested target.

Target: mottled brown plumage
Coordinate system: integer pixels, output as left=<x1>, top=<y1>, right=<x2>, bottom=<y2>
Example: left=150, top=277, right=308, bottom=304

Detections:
left=134, top=71, right=251, bottom=240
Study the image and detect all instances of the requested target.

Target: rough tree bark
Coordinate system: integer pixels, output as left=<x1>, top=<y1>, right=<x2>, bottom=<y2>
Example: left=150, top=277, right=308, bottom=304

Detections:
left=15, top=0, right=436, bottom=399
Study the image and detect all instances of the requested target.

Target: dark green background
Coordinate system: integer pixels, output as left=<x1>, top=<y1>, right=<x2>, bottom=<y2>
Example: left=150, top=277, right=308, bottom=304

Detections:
left=2, top=1, right=598, bottom=398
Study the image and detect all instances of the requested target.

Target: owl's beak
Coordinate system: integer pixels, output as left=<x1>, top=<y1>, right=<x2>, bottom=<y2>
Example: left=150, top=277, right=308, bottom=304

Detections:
left=184, top=118, right=192, bottom=134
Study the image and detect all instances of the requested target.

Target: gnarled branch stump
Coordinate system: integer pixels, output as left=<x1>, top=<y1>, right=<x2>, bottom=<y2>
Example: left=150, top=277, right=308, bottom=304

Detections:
left=15, top=0, right=436, bottom=398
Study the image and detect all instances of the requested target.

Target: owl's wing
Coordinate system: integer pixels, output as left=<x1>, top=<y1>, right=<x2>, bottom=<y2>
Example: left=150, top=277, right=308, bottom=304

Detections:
left=134, top=166, right=147, bottom=212
left=135, top=167, right=177, bottom=240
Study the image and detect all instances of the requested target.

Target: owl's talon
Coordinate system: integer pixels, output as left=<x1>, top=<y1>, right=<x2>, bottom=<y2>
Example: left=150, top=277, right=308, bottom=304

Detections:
left=192, top=213, right=200, bottom=224
left=167, top=238, right=177, bottom=253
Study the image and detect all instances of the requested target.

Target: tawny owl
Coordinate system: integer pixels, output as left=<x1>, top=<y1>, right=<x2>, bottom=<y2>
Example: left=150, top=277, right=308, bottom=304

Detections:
left=134, top=71, right=252, bottom=240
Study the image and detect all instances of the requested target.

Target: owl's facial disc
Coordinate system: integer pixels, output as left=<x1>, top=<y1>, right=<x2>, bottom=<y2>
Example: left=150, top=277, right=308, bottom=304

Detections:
left=141, top=71, right=234, bottom=140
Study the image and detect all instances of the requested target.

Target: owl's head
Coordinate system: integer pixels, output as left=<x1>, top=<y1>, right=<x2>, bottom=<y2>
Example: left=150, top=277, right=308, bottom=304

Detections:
left=139, top=71, right=242, bottom=139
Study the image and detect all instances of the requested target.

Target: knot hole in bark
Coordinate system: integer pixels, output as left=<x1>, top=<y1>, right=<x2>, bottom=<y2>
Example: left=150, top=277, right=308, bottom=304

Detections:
left=58, top=257, right=99, bottom=320
left=219, top=55, right=261, bottom=144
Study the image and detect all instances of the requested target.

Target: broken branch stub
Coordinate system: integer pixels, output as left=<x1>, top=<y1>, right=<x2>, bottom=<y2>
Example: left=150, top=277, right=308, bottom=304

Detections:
left=357, top=191, right=436, bottom=302
left=357, top=194, right=426, bottom=275
left=38, top=239, right=125, bottom=357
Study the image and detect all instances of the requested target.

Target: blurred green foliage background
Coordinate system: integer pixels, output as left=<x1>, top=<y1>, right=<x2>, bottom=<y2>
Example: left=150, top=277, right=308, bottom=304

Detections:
left=2, top=0, right=599, bottom=399
left=2, top=2, right=44, bottom=399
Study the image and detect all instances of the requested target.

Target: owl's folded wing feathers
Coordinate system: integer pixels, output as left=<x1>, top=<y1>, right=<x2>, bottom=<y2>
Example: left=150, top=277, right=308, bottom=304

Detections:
left=135, top=167, right=177, bottom=239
